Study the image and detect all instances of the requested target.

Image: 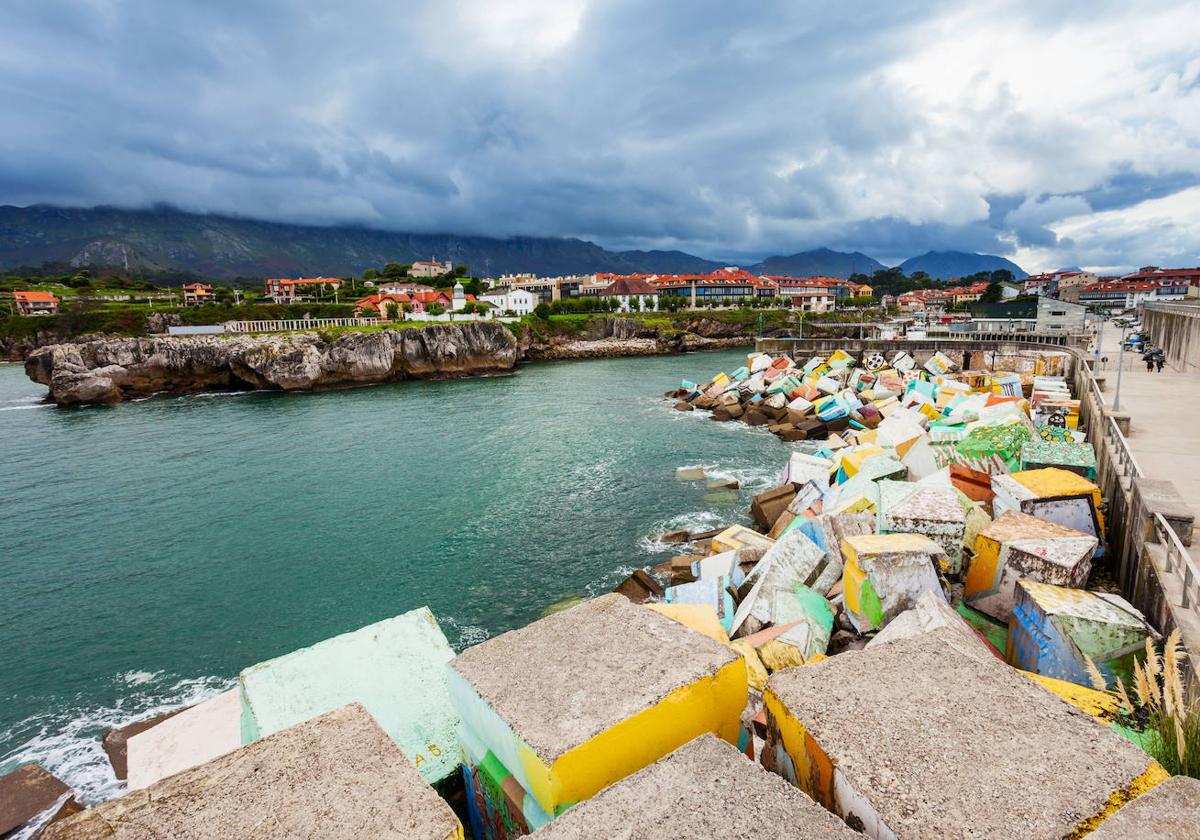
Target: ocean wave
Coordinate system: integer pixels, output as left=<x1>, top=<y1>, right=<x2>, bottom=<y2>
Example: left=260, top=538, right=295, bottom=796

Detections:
left=439, top=616, right=491, bottom=652
left=0, top=403, right=53, bottom=411
left=638, top=509, right=728, bottom=554
left=0, top=673, right=233, bottom=808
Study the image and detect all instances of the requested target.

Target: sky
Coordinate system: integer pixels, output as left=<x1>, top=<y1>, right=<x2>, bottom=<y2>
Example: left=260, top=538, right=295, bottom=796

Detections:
left=1, top=0, right=1199, bottom=273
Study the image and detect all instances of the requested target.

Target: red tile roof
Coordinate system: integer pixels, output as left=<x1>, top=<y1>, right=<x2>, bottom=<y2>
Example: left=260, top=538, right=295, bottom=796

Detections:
left=14, top=290, right=59, bottom=303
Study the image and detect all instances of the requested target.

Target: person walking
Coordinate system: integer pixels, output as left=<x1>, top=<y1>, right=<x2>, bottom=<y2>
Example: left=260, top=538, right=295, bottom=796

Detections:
left=1154, top=349, right=1166, bottom=373
left=1143, top=347, right=1156, bottom=372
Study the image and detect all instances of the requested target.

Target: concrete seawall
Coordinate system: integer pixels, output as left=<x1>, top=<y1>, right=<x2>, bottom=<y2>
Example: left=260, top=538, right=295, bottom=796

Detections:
left=1142, top=302, right=1200, bottom=373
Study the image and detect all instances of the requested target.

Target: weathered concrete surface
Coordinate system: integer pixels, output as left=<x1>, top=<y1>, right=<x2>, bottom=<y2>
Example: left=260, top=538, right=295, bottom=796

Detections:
left=1087, top=774, right=1200, bottom=839
left=239, top=606, right=459, bottom=785
left=44, top=704, right=462, bottom=840
left=24, top=322, right=519, bottom=405
left=126, top=689, right=242, bottom=791
left=103, top=709, right=184, bottom=781
left=764, top=628, right=1163, bottom=839
left=529, top=735, right=861, bottom=839
left=449, top=594, right=742, bottom=765
left=0, top=764, right=70, bottom=836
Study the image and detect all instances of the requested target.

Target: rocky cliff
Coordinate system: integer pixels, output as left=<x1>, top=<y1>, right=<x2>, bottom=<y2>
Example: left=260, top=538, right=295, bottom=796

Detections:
left=24, top=322, right=519, bottom=406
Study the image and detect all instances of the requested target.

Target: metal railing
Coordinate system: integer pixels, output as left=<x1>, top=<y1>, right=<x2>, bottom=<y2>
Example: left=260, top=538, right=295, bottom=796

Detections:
left=1154, top=513, right=1200, bottom=610
left=224, top=317, right=381, bottom=334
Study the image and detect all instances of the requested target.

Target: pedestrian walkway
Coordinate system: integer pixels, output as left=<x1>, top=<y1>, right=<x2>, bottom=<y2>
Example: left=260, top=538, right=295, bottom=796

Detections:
left=1096, top=331, right=1200, bottom=540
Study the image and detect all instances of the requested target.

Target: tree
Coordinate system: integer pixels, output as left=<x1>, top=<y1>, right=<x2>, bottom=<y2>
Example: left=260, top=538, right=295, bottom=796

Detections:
left=453, top=264, right=468, bottom=277
left=384, top=301, right=400, bottom=321
left=980, top=281, right=1003, bottom=304
left=534, top=302, right=551, bottom=319
left=382, top=262, right=406, bottom=279
left=427, top=302, right=445, bottom=316
left=362, top=268, right=379, bottom=280
left=402, top=303, right=413, bottom=313
left=461, top=301, right=477, bottom=315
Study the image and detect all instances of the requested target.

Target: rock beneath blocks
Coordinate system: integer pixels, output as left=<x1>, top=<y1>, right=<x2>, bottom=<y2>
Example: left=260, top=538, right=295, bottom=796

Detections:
left=743, top=409, right=769, bottom=426
left=1087, top=775, right=1200, bottom=840
left=0, top=764, right=74, bottom=839
left=239, top=607, right=460, bottom=786
left=763, top=629, right=1168, bottom=840
left=612, top=569, right=664, bottom=604
left=46, top=705, right=462, bottom=840
left=447, top=595, right=746, bottom=821
left=1007, top=580, right=1156, bottom=690
left=672, top=400, right=694, bottom=412
left=750, top=484, right=797, bottom=531
left=840, top=534, right=947, bottom=633
left=528, top=735, right=860, bottom=839
left=963, top=510, right=1096, bottom=621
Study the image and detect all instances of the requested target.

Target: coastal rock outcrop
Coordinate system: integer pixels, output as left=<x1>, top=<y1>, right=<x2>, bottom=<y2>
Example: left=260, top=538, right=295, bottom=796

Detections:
left=25, top=322, right=519, bottom=406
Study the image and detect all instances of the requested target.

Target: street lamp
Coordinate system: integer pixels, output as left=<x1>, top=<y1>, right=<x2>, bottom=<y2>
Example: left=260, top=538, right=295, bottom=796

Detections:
left=1113, top=322, right=1128, bottom=412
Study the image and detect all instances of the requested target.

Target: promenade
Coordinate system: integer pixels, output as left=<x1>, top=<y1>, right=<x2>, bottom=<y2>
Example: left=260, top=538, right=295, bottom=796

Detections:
left=1096, top=328, right=1200, bottom=541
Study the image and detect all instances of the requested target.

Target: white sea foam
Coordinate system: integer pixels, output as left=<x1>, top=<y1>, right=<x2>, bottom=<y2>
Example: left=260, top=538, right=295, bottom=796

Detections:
left=439, top=616, right=491, bottom=651
left=0, top=403, right=53, bottom=411
left=0, top=673, right=233, bottom=809
left=638, top=509, right=727, bottom=554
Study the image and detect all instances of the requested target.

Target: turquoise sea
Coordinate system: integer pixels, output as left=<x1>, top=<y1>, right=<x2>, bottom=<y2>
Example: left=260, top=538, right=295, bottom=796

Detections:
left=0, top=349, right=790, bottom=801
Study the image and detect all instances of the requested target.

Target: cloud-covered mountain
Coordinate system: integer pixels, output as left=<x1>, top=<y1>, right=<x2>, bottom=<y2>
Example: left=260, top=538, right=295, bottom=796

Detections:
left=749, top=248, right=886, bottom=278
left=898, top=251, right=1028, bottom=280
left=0, top=205, right=1034, bottom=281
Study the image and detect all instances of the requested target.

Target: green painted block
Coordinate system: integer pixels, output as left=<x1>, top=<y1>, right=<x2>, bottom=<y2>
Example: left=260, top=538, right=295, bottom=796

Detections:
left=239, top=606, right=460, bottom=784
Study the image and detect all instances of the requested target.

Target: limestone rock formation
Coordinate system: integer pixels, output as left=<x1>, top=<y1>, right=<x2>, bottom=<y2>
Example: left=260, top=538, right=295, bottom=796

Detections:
left=25, top=322, right=519, bottom=406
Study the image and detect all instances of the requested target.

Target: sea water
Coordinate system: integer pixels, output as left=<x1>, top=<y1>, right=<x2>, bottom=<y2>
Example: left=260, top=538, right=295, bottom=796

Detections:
left=0, top=349, right=785, bottom=801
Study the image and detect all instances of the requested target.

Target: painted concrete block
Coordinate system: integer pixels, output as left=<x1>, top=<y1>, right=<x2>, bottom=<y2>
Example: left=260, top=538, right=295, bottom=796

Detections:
left=45, top=705, right=463, bottom=840
left=964, top=511, right=1096, bottom=621
left=644, top=603, right=729, bottom=644
left=877, top=482, right=966, bottom=574
left=239, top=606, right=460, bottom=785
left=1008, top=580, right=1154, bottom=689
left=731, top=528, right=831, bottom=638
left=840, top=533, right=946, bottom=632
left=865, top=590, right=996, bottom=663
left=1087, top=775, right=1200, bottom=840
left=460, top=725, right=553, bottom=839
left=710, top=524, right=774, bottom=554
left=665, top=577, right=736, bottom=634
left=778, top=452, right=832, bottom=488
left=1019, top=439, right=1097, bottom=479
left=126, top=689, right=242, bottom=791
left=447, top=594, right=746, bottom=817
left=763, top=628, right=1168, bottom=840
left=991, top=468, right=1105, bottom=549
left=529, top=735, right=860, bottom=839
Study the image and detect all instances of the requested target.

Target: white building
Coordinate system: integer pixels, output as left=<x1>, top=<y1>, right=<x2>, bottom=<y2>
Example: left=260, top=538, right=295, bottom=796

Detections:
left=602, top=276, right=659, bottom=312
left=409, top=259, right=454, bottom=278
left=479, top=288, right=537, bottom=316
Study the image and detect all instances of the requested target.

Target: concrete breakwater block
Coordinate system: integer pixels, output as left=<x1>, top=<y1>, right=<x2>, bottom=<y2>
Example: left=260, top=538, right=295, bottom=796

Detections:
left=763, top=628, right=1168, bottom=839
left=528, top=734, right=861, bottom=839
left=1007, top=580, right=1155, bottom=690
left=991, top=467, right=1105, bottom=551
left=840, top=533, right=947, bottom=633
left=447, top=594, right=747, bottom=817
left=103, top=708, right=185, bottom=781
left=44, top=704, right=463, bottom=840
left=964, top=511, right=1097, bottom=621
left=0, top=763, right=75, bottom=838
left=239, top=606, right=460, bottom=785
left=1087, top=775, right=1200, bottom=839
left=876, top=480, right=966, bottom=573
left=127, top=689, right=242, bottom=790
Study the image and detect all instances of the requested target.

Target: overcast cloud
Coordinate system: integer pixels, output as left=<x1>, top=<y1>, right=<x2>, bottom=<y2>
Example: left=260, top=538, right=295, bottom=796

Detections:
left=1, top=0, right=1198, bottom=271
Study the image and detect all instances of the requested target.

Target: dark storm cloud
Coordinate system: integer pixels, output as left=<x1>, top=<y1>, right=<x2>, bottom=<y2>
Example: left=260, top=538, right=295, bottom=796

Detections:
left=1, top=0, right=1198, bottom=270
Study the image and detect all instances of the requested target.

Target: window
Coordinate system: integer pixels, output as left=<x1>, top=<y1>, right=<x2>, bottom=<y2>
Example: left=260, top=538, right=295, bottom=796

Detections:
left=1050, top=310, right=1066, bottom=316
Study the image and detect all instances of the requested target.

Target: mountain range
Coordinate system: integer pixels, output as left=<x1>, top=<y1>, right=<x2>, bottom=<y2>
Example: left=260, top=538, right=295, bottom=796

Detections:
left=0, top=204, right=1026, bottom=281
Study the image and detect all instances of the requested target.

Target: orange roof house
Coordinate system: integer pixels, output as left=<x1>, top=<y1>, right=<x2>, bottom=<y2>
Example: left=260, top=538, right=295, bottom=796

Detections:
left=13, top=290, right=60, bottom=316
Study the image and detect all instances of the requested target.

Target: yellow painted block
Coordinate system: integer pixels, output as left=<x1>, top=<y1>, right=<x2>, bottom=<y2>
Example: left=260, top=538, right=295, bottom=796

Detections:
left=1022, top=672, right=1121, bottom=723
left=711, top=372, right=730, bottom=387
left=919, top=402, right=942, bottom=420
left=1069, top=762, right=1170, bottom=838
left=763, top=688, right=837, bottom=810
left=840, top=445, right=886, bottom=478
left=711, top=525, right=775, bottom=554
left=831, top=493, right=875, bottom=515
left=517, top=658, right=749, bottom=813
left=759, top=639, right=806, bottom=672
left=730, top=639, right=768, bottom=691
left=1011, top=469, right=1105, bottom=534
left=964, top=529, right=1002, bottom=600
left=645, top=603, right=729, bottom=644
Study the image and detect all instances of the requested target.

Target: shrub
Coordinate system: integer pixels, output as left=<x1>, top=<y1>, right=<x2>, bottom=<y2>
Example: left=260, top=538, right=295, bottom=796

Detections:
left=534, top=302, right=551, bottom=319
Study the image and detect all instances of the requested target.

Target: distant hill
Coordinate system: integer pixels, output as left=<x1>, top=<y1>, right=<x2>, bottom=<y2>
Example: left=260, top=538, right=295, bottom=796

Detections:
left=614, top=249, right=723, bottom=274
left=898, top=250, right=1028, bottom=280
left=0, top=205, right=657, bottom=280
left=749, top=248, right=885, bottom=279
